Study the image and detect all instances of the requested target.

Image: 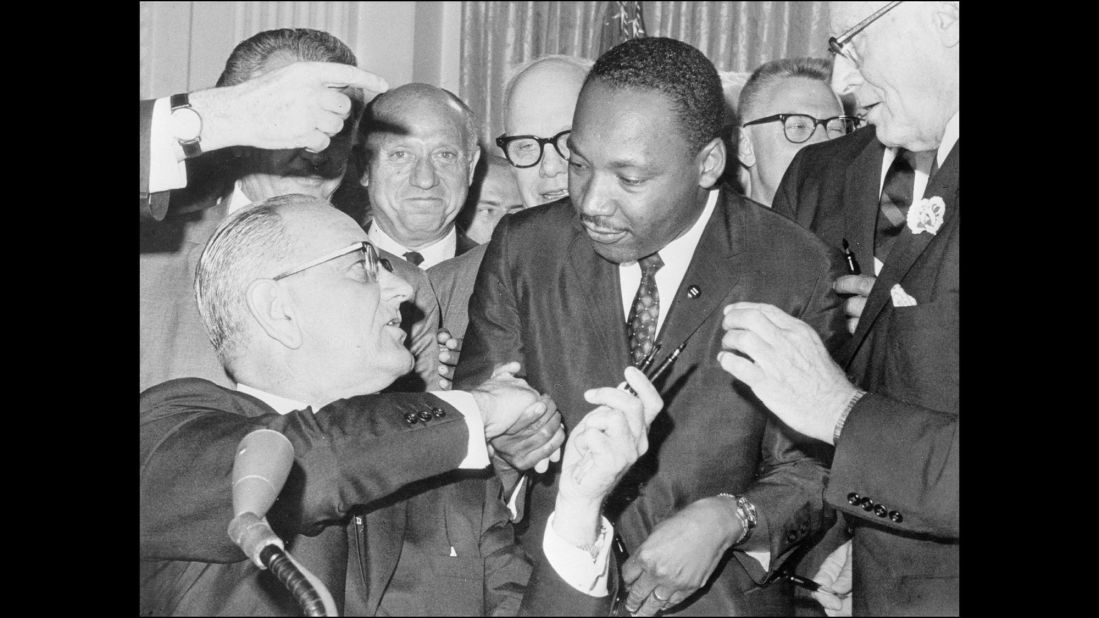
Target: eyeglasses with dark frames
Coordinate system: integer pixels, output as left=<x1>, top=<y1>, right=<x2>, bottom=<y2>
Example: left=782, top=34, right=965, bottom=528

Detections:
left=495, top=130, right=571, bottom=168
left=272, top=241, right=392, bottom=282
left=741, top=113, right=862, bottom=144
left=828, top=0, right=903, bottom=65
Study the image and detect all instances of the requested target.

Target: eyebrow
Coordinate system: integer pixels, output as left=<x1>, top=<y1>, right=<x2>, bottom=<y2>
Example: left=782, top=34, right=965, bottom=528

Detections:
left=567, top=140, right=651, bottom=172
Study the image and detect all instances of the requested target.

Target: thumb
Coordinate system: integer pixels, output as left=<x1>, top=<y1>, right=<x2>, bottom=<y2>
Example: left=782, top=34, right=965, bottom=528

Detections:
left=491, top=361, right=521, bottom=379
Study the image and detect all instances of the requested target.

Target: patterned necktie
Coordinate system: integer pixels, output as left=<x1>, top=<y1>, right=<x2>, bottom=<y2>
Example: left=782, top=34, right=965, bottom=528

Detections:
left=403, top=251, right=424, bottom=267
left=874, top=149, right=916, bottom=264
left=626, top=253, right=665, bottom=366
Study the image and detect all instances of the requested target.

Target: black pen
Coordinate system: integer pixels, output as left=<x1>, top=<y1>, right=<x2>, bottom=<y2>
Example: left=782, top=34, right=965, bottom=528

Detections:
left=841, top=238, right=861, bottom=275
left=620, top=341, right=687, bottom=396
left=782, top=572, right=850, bottom=599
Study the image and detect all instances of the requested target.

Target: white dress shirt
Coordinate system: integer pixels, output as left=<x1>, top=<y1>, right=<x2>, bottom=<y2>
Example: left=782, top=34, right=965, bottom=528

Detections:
left=236, top=382, right=612, bottom=595
left=368, top=222, right=457, bottom=270
left=873, top=112, right=959, bottom=275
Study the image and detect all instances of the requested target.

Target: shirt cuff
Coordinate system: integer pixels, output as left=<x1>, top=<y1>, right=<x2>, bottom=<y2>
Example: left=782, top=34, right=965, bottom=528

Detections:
left=506, top=475, right=527, bottom=520
left=743, top=549, right=771, bottom=573
left=542, top=512, right=612, bottom=597
left=149, top=97, right=189, bottom=194
left=430, top=390, right=489, bottom=469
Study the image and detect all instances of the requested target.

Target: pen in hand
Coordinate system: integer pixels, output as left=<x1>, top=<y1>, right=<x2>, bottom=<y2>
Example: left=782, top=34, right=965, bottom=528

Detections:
left=782, top=572, right=850, bottom=599
left=618, top=341, right=687, bottom=396
left=841, top=238, right=861, bottom=275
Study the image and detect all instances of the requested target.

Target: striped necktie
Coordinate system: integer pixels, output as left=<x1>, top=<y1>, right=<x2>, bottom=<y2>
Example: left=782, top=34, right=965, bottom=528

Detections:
left=875, top=149, right=915, bottom=264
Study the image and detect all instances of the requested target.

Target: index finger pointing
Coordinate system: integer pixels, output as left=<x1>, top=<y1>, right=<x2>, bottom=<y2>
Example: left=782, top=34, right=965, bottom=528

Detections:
left=317, top=63, right=389, bottom=93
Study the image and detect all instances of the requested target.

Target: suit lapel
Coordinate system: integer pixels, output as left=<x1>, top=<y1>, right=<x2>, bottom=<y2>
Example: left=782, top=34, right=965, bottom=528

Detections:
left=844, top=135, right=886, bottom=271
left=658, top=192, right=743, bottom=356
left=842, top=141, right=960, bottom=365
left=568, top=224, right=630, bottom=368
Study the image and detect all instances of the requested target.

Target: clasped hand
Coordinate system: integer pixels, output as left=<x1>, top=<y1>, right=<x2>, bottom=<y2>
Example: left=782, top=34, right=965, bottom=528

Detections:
left=470, top=362, right=565, bottom=472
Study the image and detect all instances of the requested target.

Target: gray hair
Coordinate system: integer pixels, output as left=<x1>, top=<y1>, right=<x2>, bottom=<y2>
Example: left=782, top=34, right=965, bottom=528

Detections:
left=737, top=57, right=833, bottom=123
left=503, top=54, right=594, bottom=115
left=194, top=195, right=308, bottom=368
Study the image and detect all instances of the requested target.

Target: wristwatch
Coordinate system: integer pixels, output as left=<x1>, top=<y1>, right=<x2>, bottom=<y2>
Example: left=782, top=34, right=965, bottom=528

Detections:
left=169, top=93, right=203, bottom=158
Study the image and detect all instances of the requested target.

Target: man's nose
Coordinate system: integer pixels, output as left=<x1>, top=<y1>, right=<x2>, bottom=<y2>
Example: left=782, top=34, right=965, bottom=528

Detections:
left=539, top=145, right=567, bottom=178
left=410, top=156, right=438, bottom=189
left=831, top=55, right=864, bottom=96
left=575, top=173, right=615, bottom=217
left=378, top=267, right=413, bottom=304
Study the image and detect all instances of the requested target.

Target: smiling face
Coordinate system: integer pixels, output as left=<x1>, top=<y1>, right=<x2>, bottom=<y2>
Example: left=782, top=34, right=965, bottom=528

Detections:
left=829, top=1, right=959, bottom=151
left=504, top=60, right=587, bottom=208
left=568, top=80, right=714, bottom=264
left=279, top=205, right=414, bottom=397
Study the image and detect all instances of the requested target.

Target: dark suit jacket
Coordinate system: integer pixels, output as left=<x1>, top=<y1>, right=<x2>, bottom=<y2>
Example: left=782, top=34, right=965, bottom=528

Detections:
left=140, top=379, right=611, bottom=616
left=774, top=132, right=960, bottom=615
left=454, top=190, right=848, bottom=615
left=428, top=243, right=488, bottom=341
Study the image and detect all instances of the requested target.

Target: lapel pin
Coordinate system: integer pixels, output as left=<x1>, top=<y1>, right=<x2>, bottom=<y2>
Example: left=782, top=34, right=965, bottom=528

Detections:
left=686, top=285, right=701, bottom=299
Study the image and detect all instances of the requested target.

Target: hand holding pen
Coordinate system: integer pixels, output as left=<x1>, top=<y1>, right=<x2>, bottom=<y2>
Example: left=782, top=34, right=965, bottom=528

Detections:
left=834, top=238, right=876, bottom=336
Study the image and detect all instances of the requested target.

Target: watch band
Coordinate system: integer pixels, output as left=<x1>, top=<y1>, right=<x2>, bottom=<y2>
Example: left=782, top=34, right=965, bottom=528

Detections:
left=170, top=92, right=203, bottom=159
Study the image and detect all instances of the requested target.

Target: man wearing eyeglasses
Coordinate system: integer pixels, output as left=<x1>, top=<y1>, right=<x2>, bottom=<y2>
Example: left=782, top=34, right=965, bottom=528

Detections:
left=141, top=194, right=666, bottom=615
left=720, top=2, right=959, bottom=614
left=736, top=57, right=857, bottom=207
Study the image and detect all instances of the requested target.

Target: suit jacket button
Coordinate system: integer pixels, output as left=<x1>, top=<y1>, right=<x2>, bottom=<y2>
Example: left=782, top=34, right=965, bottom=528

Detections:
left=889, top=510, right=903, bottom=523
left=786, top=530, right=798, bottom=543
left=861, top=497, right=876, bottom=511
left=404, top=412, right=418, bottom=425
left=432, top=406, right=446, bottom=418
left=418, top=410, right=434, bottom=422
left=847, top=492, right=861, bottom=505
left=874, top=504, right=888, bottom=517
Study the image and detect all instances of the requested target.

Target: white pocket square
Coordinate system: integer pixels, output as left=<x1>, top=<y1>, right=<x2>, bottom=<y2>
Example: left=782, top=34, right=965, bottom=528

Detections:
left=890, top=284, right=918, bottom=307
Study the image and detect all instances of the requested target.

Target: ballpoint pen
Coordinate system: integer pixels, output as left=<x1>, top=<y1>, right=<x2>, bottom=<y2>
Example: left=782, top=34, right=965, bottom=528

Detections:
left=841, top=238, right=861, bottom=275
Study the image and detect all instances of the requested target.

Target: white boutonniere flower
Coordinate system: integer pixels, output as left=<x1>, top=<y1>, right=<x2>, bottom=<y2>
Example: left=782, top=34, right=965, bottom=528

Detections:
left=907, top=196, right=946, bottom=235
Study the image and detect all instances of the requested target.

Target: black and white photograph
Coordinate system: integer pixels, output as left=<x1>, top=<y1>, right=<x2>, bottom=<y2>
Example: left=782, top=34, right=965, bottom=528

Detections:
left=139, top=2, right=959, bottom=615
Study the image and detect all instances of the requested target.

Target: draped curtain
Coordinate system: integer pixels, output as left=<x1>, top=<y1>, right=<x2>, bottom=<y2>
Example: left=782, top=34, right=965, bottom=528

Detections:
left=460, top=1, right=831, bottom=147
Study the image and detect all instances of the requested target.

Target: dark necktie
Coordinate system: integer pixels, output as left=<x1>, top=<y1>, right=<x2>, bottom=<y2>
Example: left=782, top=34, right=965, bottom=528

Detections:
left=626, top=253, right=664, bottom=366
left=874, top=149, right=915, bottom=264
left=403, top=251, right=424, bottom=267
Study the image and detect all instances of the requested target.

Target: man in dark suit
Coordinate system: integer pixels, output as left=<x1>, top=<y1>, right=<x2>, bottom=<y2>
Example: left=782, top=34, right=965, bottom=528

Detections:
left=358, top=83, right=482, bottom=270
left=455, top=37, right=847, bottom=616
left=719, top=2, right=959, bottom=614
left=142, top=194, right=664, bottom=615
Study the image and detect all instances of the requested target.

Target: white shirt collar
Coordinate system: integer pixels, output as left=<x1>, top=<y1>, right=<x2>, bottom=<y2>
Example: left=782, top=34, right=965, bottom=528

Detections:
left=618, top=189, right=718, bottom=331
left=368, top=222, right=457, bottom=269
left=237, top=383, right=313, bottom=415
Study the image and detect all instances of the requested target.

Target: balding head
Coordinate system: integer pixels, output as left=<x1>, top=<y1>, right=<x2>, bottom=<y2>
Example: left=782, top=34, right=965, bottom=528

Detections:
left=501, top=55, right=592, bottom=208
left=360, top=84, right=482, bottom=248
left=196, top=194, right=414, bottom=404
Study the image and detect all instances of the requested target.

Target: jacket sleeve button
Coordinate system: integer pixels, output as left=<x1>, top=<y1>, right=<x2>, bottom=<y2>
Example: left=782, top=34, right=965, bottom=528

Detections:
left=418, top=410, right=434, bottom=422
left=861, top=498, right=876, bottom=511
left=432, top=406, right=446, bottom=417
left=874, top=504, right=888, bottom=517
left=404, top=412, right=418, bottom=425
left=888, top=510, right=903, bottom=523
left=847, top=492, right=861, bottom=505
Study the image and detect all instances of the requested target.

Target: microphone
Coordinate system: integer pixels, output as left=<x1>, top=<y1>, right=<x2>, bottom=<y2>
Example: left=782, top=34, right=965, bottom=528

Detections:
left=227, top=429, right=337, bottom=616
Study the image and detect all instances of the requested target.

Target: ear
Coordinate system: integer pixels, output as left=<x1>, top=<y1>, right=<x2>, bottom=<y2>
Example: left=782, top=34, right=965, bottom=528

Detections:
left=245, top=279, right=303, bottom=350
left=737, top=130, right=756, bottom=168
left=467, top=147, right=482, bottom=186
left=933, top=1, right=959, bottom=48
left=697, top=137, right=727, bottom=189
left=359, top=167, right=370, bottom=187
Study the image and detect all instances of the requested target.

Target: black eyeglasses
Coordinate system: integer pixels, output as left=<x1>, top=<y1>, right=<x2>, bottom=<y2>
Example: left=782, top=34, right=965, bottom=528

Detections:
left=273, top=241, right=392, bottom=282
left=495, top=130, right=571, bottom=168
left=828, top=0, right=902, bottom=66
left=742, top=114, right=861, bottom=144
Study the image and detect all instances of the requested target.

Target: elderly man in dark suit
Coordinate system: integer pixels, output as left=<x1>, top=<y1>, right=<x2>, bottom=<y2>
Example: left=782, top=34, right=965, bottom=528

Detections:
left=141, top=194, right=665, bottom=615
left=455, top=37, right=848, bottom=616
left=720, top=2, right=959, bottom=615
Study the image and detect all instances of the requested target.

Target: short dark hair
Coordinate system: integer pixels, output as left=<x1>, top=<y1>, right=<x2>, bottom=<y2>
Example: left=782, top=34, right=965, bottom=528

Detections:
left=587, top=37, right=725, bottom=154
left=216, top=27, right=357, bottom=87
left=738, top=57, right=834, bottom=123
